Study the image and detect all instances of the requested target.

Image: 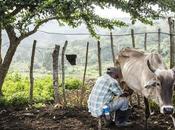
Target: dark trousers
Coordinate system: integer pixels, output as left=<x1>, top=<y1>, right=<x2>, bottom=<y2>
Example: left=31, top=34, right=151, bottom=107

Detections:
left=102, top=109, right=130, bottom=127
left=115, top=109, right=130, bottom=123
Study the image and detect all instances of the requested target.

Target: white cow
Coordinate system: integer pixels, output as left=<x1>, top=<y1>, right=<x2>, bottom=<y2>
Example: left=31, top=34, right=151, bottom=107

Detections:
left=116, top=47, right=175, bottom=129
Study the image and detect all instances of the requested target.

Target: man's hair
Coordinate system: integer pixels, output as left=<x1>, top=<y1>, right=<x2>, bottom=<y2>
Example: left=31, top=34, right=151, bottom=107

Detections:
left=106, top=67, right=120, bottom=74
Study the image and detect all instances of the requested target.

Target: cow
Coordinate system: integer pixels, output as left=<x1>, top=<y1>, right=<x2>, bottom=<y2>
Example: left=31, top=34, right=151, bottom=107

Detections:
left=116, top=47, right=175, bottom=129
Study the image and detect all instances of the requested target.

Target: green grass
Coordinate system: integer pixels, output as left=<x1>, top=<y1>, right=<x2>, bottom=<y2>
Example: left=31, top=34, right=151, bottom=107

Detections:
left=0, top=72, right=83, bottom=107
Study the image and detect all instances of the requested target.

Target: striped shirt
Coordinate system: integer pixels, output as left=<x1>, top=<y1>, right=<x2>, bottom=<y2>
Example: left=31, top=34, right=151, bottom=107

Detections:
left=88, top=74, right=123, bottom=117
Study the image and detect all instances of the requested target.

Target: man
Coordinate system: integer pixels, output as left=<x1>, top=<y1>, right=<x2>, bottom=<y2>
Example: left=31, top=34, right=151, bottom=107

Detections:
left=88, top=67, right=132, bottom=127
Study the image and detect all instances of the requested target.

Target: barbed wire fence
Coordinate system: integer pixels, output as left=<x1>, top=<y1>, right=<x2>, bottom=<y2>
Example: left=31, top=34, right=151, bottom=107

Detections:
left=2, top=29, right=173, bottom=76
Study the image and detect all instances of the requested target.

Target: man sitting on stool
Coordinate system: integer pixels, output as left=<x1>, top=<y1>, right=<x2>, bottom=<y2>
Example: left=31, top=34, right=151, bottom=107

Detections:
left=88, top=67, right=132, bottom=127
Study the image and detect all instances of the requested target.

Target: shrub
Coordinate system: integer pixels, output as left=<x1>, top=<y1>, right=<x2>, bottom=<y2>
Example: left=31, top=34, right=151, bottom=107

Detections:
left=33, top=76, right=54, bottom=102
left=32, top=103, right=46, bottom=109
left=0, top=97, right=8, bottom=107
left=1, top=73, right=54, bottom=107
left=65, top=78, right=82, bottom=90
left=8, top=92, right=29, bottom=106
left=0, top=73, right=84, bottom=107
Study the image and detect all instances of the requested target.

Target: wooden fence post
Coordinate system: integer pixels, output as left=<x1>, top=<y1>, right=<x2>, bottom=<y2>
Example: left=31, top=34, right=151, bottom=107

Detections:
left=62, top=41, right=68, bottom=106
left=131, top=29, right=135, bottom=48
left=82, top=42, right=89, bottom=86
left=97, top=42, right=102, bottom=130
left=168, top=17, right=175, bottom=68
left=144, top=33, right=147, bottom=51
left=110, top=32, right=116, bottom=66
left=52, top=44, right=61, bottom=104
left=80, top=42, right=89, bottom=106
left=97, top=41, right=102, bottom=76
left=158, top=28, right=161, bottom=53
left=29, top=40, right=36, bottom=102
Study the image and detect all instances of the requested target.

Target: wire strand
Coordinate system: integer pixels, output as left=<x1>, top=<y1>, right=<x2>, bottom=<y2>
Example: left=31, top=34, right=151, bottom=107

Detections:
left=38, top=30, right=171, bottom=36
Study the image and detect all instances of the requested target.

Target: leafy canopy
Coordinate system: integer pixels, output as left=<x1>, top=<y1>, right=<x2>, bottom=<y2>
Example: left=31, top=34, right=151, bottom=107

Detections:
left=0, top=0, right=175, bottom=38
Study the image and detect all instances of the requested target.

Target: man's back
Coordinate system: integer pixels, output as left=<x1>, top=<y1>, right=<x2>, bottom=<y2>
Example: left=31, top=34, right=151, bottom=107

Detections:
left=88, top=74, right=122, bottom=117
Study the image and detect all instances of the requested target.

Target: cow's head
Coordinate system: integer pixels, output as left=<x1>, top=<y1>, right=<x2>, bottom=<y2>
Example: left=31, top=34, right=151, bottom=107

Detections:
left=145, top=60, right=175, bottom=114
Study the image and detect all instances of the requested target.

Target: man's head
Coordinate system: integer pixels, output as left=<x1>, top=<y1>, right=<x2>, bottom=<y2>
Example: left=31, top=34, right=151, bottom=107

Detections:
left=106, top=67, right=122, bottom=79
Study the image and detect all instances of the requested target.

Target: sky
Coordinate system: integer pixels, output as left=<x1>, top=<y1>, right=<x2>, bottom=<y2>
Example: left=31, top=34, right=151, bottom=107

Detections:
left=39, top=7, right=131, bottom=33
left=94, top=6, right=130, bottom=19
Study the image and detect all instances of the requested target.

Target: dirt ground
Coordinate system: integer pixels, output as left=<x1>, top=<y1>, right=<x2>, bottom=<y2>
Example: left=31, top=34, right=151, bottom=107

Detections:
left=0, top=104, right=174, bottom=130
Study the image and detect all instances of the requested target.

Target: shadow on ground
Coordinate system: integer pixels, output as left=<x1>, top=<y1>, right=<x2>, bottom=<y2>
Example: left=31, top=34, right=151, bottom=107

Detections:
left=0, top=105, right=174, bottom=130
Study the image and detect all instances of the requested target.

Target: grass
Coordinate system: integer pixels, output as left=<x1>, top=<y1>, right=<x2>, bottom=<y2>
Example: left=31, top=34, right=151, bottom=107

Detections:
left=0, top=72, right=87, bottom=107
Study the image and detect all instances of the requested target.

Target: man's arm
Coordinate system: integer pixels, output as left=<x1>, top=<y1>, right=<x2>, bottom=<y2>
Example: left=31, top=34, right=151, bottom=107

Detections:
left=109, top=81, right=123, bottom=96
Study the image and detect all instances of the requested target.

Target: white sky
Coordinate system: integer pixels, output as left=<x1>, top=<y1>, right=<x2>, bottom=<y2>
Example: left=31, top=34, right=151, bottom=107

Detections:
left=39, top=6, right=131, bottom=32
left=94, top=6, right=130, bottom=19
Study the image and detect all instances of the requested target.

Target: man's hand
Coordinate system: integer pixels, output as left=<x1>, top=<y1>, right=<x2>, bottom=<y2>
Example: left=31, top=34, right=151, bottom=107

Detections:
left=119, top=92, right=129, bottom=97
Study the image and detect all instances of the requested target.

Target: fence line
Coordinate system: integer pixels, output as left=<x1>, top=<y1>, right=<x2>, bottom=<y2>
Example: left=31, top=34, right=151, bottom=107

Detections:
left=4, top=28, right=175, bottom=77
left=1, top=31, right=171, bottom=51
left=38, top=30, right=172, bottom=37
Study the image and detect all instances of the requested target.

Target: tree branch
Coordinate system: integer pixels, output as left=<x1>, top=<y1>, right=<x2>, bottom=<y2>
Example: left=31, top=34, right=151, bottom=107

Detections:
left=19, top=16, right=58, bottom=41
left=9, top=6, right=24, bottom=16
left=5, top=25, right=18, bottom=44
left=9, top=3, right=38, bottom=16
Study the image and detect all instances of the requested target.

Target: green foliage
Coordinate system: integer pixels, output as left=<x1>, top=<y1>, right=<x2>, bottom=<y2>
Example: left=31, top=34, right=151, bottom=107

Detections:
left=33, top=76, right=54, bottom=102
left=1, top=0, right=175, bottom=37
left=8, top=92, right=29, bottom=107
left=3, top=72, right=29, bottom=98
left=149, top=100, right=160, bottom=112
left=0, top=92, right=29, bottom=107
left=65, top=78, right=82, bottom=90
left=0, top=72, right=84, bottom=107
left=0, top=97, right=8, bottom=107
left=1, top=73, right=54, bottom=106
left=32, top=103, right=46, bottom=109
left=0, top=0, right=128, bottom=38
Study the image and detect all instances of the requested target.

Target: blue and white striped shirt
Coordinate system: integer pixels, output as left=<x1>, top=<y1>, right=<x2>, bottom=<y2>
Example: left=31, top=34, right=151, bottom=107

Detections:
left=88, top=74, right=123, bottom=117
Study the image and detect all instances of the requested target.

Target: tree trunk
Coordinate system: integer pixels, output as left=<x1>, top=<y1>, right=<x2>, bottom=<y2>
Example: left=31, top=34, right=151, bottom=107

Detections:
left=0, top=42, right=19, bottom=96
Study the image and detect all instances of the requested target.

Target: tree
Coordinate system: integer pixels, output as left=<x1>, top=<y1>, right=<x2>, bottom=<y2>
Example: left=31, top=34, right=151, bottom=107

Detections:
left=0, top=0, right=175, bottom=96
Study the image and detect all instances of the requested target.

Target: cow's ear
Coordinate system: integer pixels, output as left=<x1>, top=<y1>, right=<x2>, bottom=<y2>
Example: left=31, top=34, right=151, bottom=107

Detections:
left=119, top=51, right=130, bottom=58
left=147, top=60, right=156, bottom=73
left=144, top=80, right=157, bottom=89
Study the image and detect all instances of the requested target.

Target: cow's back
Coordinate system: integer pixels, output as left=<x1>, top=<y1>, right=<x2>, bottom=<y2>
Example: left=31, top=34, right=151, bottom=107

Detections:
left=116, top=48, right=165, bottom=97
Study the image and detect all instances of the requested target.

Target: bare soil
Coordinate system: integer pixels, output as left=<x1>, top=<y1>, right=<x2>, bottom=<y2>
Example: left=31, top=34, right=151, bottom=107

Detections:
left=0, top=105, right=174, bottom=130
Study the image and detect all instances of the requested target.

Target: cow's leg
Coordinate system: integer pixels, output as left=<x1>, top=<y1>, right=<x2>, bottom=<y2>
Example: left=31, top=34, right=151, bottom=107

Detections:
left=144, top=97, right=150, bottom=130
left=137, top=94, right=140, bottom=106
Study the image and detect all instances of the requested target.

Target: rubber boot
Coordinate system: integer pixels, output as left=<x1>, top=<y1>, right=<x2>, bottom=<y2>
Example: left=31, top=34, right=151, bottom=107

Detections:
left=115, top=109, right=132, bottom=127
